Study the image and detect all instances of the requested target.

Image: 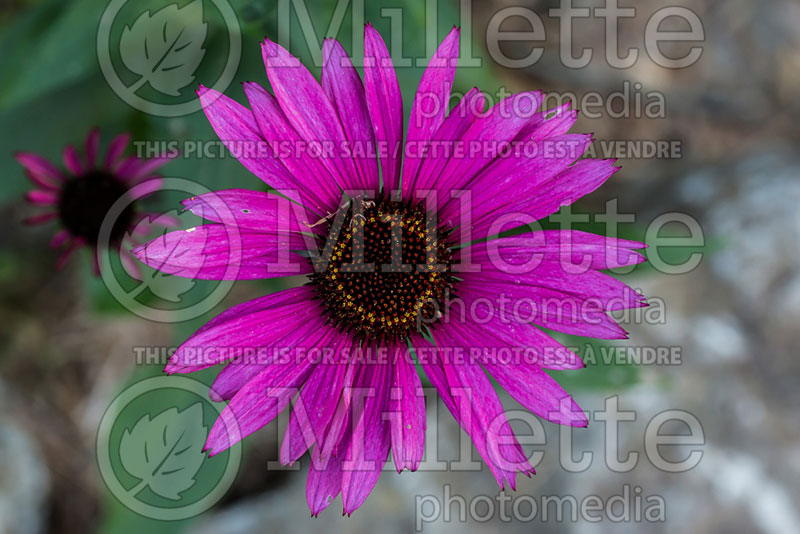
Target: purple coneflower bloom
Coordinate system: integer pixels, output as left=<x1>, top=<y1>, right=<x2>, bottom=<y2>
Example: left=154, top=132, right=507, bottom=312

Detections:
left=17, top=129, right=173, bottom=275
left=134, top=25, right=647, bottom=515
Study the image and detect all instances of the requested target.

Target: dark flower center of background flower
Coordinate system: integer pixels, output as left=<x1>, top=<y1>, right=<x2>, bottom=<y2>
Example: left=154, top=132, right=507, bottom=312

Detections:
left=58, top=171, right=135, bottom=244
left=311, top=197, right=456, bottom=343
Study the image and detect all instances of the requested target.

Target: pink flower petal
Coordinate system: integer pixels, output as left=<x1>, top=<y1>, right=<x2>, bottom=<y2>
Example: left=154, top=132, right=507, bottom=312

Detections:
left=401, top=26, right=460, bottom=199
left=321, top=38, right=379, bottom=192
left=198, top=85, right=331, bottom=213
left=128, top=155, right=174, bottom=182
left=418, top=331, right=534, bottom=489
left=388, top=348, right=426, bottom=472
left=63, top=145, right=83, bottom=175
left=132, top=224, right=314, bottom=281
left=26, top=189, right=59, bottom=206
left=15, top=152, right=62, bottom=187
left=50, top=229, right=70, bottom=249
left=341, top=359, right=392, bottom=515
left=446, top=320, right=588, bottom=426
left=363, top=23, right=403, bottom=194
left=280, top=346, right=353, bottom=465
left=204, top=322, right=335, bottom=455
left=84, top=128, right=100, bottom=169
left=56, top=237, right=84, bottom=270
left=181, top=189, right=322, bottom=235
left=306, top=442, right=344, bottom=516
left=242, top=82, right=342, bottom=211
left=261, top=39, right=358, bottom=193
left=407, top=87, right=485, bottom=194
left=441, top=132, right=592, bottom=227
left=166, top=287, right=319, bottom=371
left=23, top=212, right=58, bottom=225
left=105, top=133, right=131, bottom=170
left=516, top=102, right=578, bottom=141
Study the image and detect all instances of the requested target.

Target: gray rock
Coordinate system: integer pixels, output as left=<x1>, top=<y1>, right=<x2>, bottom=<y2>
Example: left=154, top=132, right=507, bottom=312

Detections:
left=0, top=384, right=50, bottom=534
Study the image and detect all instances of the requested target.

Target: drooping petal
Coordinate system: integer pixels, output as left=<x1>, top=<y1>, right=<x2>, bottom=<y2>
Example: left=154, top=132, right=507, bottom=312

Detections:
left=418, top=91, right=542, bottom=212
left=438, top=280, right=585, bottom=370
left=316, top=355, right=360, bottom=462
left=363, top=23, right=403, bottom=194
left=515, top=102, right=578, bottom=141
left=208, top=313, right=336, bottom=401
left=190, top=287, right=318, bottom=349
left=127, top=155, right=175, bottom=182
left=50, top=229, right=71, bottom=249
left=480, top=255, right=646, bottom=310
left=459, top=273, right=631, bottom=340
left=388, top=346, right=426, bottom=472
left=198, top=85, right=285, bottom=183
left=470, top=159, right=620, bottom=239
left=204, top=323, right=335, bottom=455
left=114, top=156, right=139, bottom=180
left=457, top=235, right=647, bottom=342
left=306, top=439, right=345, bottom=517
left=445, top=319, right=588, bottom=426
left=516, top=158, right=621, bottom=223
left=129, top=211, right=179, bottom=235
left=128, top=177, right=163, bottom=198
left=417, top=330, right=534, bottom=489
left=466, top=230, right=646, bottom=272
left=341, top=359, right=392, bottom=515
left=56, top=237, right=84, bottom=270
left=165, top=288, right=318, bottom=371
left=279, top=336, right=354, bottom=464
left=120, top=248, right=142, bottom=281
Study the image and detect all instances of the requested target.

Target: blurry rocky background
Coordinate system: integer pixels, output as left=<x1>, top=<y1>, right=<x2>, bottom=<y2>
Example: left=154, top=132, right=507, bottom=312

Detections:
left=1, top=0, right=798, bottom=532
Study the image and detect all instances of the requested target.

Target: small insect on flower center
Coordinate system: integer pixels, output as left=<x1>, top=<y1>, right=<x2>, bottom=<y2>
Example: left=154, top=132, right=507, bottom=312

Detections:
left=58, top=171, right=135, bottom=244
left=310, top=197, right=457, bottom=343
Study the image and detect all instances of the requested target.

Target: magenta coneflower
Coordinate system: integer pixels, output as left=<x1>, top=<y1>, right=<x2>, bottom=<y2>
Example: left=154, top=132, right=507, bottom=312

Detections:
left=134, top=25, right=647, bottom=515
left=17, top=129, right=173, bottom=275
